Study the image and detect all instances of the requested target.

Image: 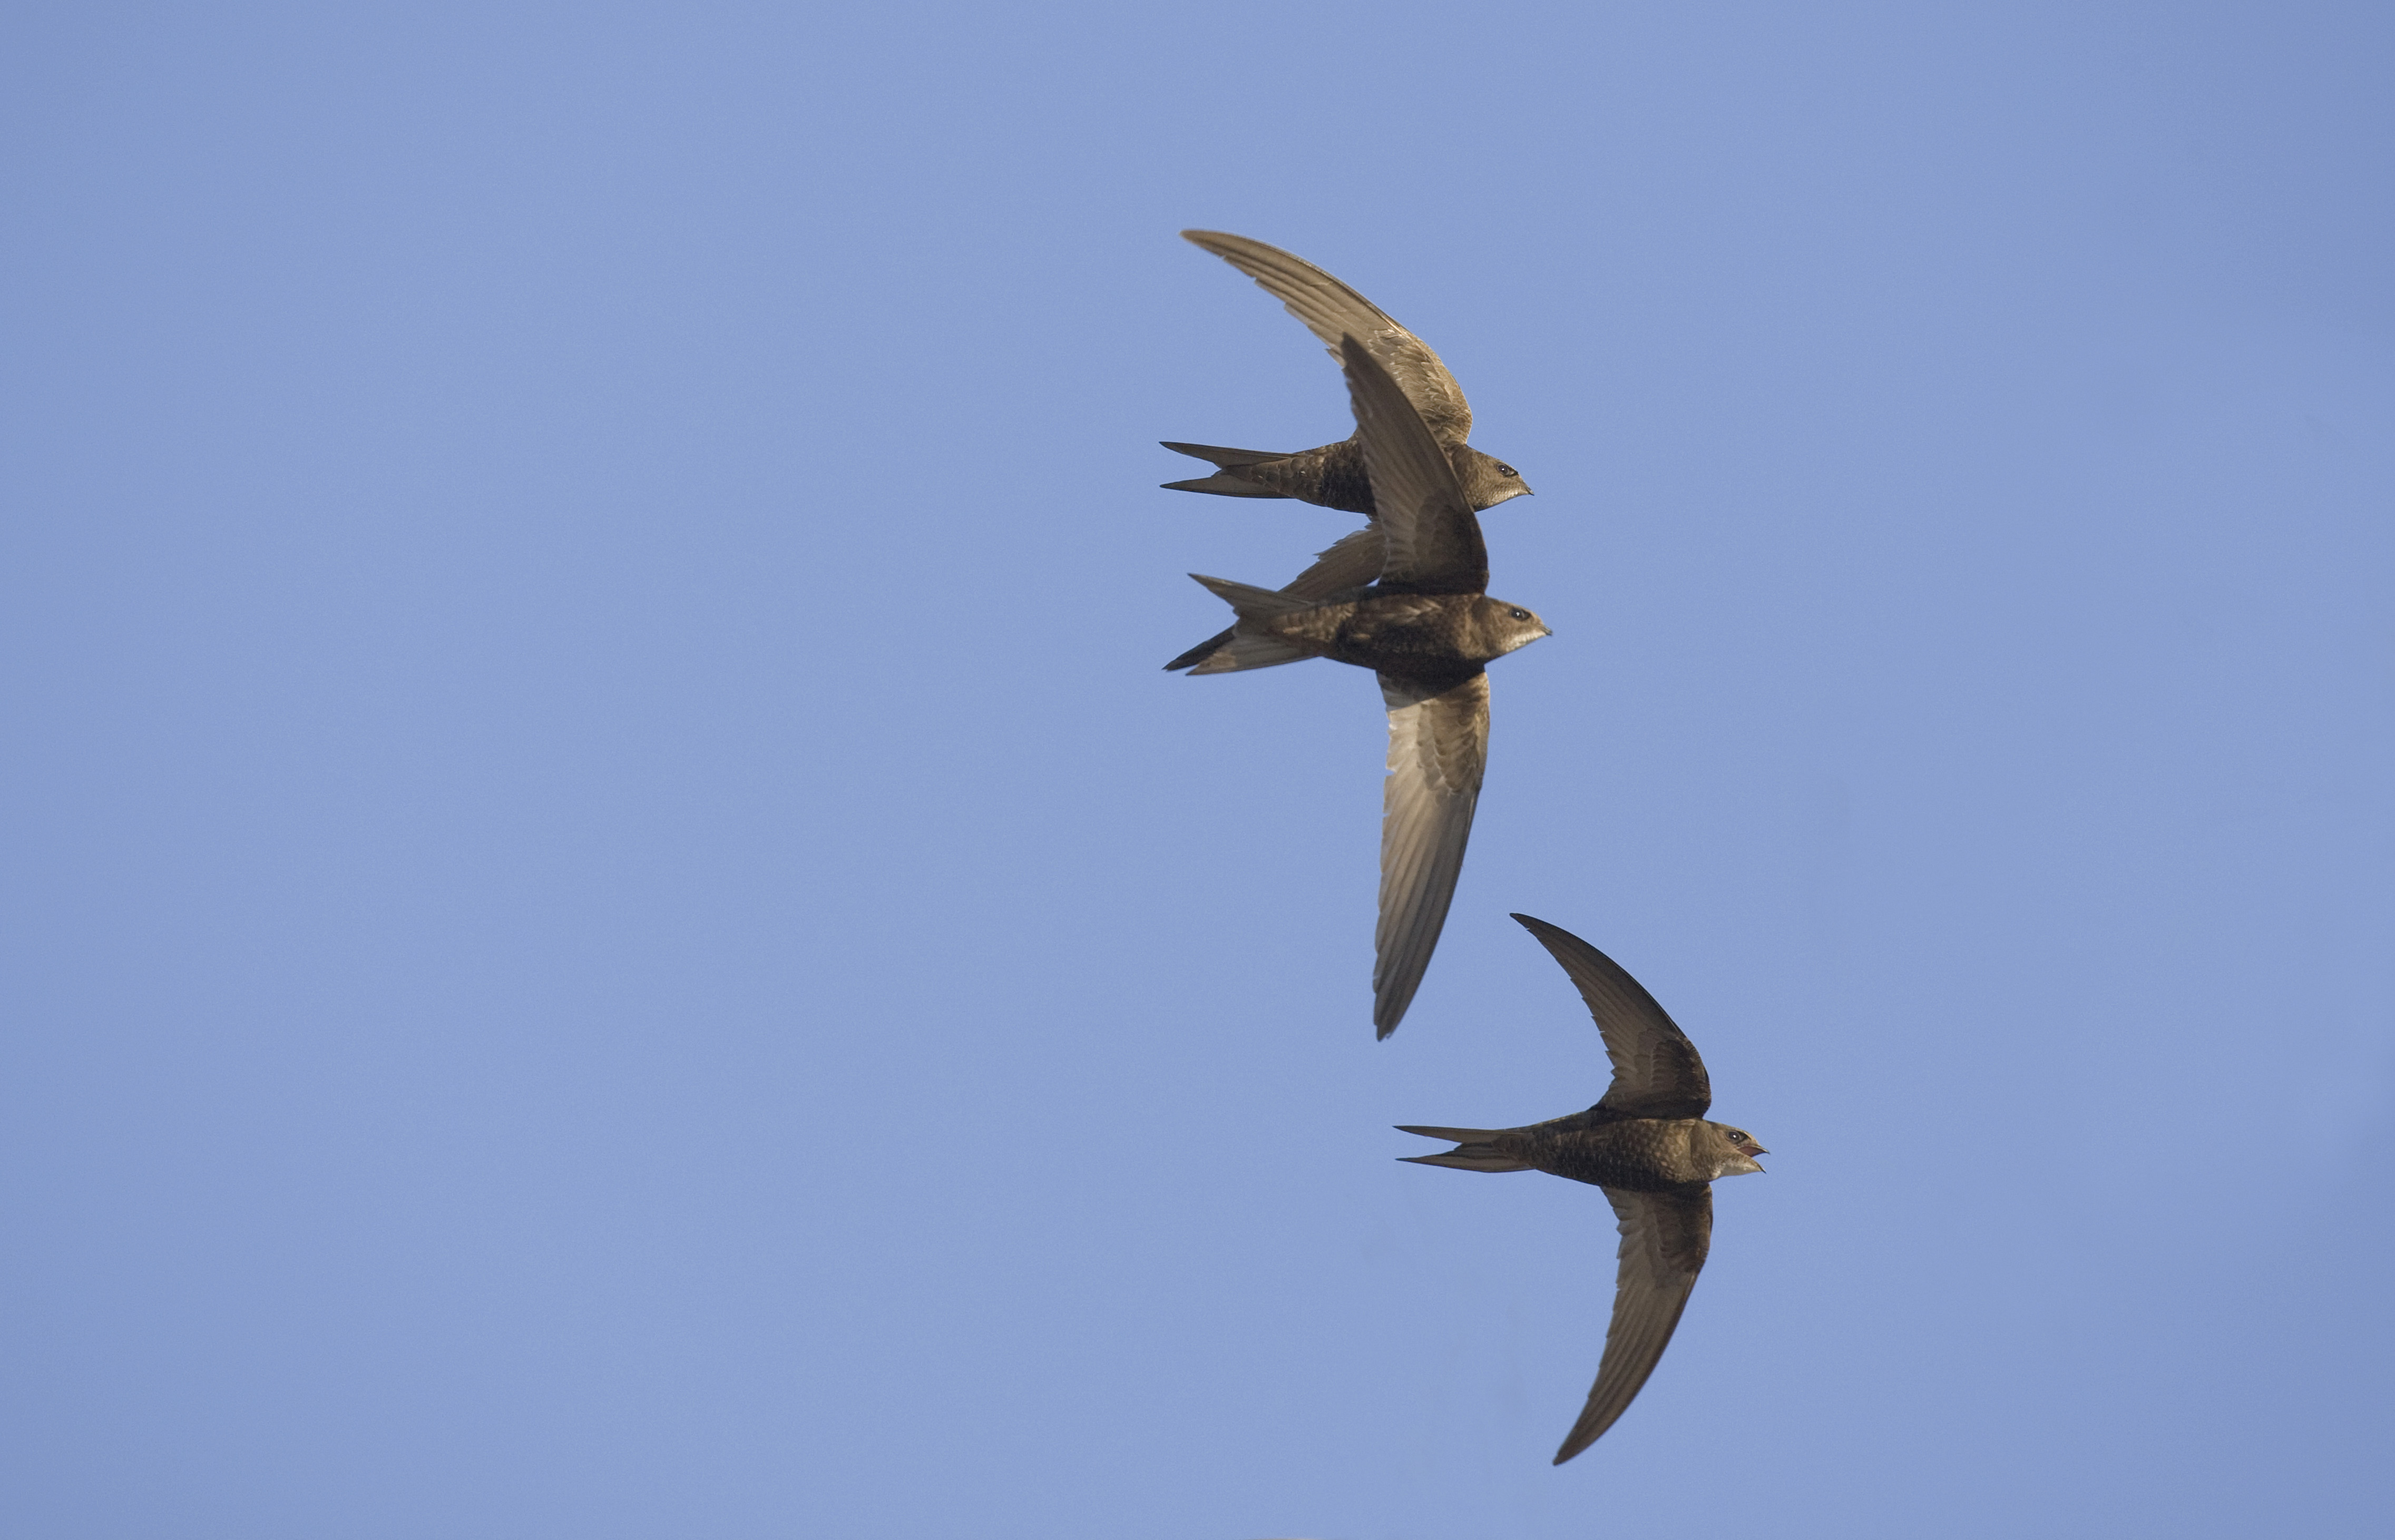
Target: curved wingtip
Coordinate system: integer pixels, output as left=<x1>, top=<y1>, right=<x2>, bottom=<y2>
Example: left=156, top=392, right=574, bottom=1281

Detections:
left=1551, top=1414, right=1608, bottom=1465
left=1372, top=969, right=1418, bottom=1038
left=1509, top=913, right=1566, bottom=953
left=1180, top=228, right=1256, bottom=256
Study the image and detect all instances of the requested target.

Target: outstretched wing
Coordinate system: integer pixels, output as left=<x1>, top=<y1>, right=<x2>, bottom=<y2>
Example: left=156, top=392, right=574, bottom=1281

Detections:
left=1341, top=337, right=1488, bottom=594
left=1374, top=673, right=1489, bottom=1036
left=1510, top=914, right=1711, bottom=1120
left=1554, top=1185, right=1713, bottom=1464
left=1183, top=230, right=1474, bottom=444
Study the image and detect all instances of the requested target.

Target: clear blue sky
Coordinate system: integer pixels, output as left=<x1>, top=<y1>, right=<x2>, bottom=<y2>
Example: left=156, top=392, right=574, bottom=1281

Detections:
left=4, top=3, right=2390, bottom=1536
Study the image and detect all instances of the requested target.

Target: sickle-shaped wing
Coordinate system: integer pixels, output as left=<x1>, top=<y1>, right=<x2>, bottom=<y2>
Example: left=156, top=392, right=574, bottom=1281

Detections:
left=1182, top=230, right=1475, bottom=445
left=1374, top=672, right=1489, bottom=1036
left=1553, top=1185, right=1712, bottom=1463
left=1510, top=914, right=1711, bottom=1120
left=1341, top=337, right=1489, bottom=594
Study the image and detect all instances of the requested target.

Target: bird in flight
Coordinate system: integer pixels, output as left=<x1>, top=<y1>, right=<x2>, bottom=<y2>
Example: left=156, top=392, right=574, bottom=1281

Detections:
left=1399, top=914, right=1767, bottom=1463
left=1182, top=336, right=1549, bottom=1035
left=1162, top=230, right=1533, bottom=675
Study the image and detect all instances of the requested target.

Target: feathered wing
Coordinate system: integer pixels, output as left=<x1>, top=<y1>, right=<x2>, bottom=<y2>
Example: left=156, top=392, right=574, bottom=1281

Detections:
left=1374, top=673, right=1489, bottom=1036
left=1340, top=337, right=1488, bottom=593
left=1510, top=914, right=1712, bottom=1120
left=1182, top=229, right=1474, bottom=444
left=1554, top=1186, right=1713, bottom=1464
left=1164, top=527, right=1386, bottom=672
left=1268, top=525, right=1386, bottom=600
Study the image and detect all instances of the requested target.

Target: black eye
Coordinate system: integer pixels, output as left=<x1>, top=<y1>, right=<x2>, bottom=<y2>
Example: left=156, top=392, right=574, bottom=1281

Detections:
left=1509, top=608, right=1529, bottom=621
left=1730, top=1131, right=1747, bottom=1141
left=1498, top=463, right=1519, bottom=477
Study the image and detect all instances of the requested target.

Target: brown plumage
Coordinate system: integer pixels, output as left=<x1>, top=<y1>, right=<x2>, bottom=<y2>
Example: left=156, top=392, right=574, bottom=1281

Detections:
left=1183, top=336, right=1548, bottom=1036
left=1399, top=914, right=1767, bottom=1464
left=1161, top=434, right=1527, bottom=516
left=1161, top=230, right=1533, bottom=674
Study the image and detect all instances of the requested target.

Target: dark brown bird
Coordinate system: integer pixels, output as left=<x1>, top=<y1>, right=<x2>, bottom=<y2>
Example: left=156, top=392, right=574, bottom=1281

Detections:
left=1185, top=336, right=1549, bottom=1036
left=1162, top=230, right=1533, bottom=674
left=1399, top=914, right=1767, bottom=1464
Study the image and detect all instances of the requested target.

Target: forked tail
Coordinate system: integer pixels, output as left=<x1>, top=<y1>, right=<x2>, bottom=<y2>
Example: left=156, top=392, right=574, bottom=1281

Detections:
left=1394, top=1125, right=1532, bottom=1172
left=1158, top=441, right=1294, bottom=498
left=1179, top=574, right=1315, bottom=674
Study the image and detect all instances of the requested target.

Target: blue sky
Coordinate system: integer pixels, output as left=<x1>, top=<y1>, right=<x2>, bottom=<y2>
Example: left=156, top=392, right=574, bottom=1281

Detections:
left=3, top=3, right=2390, bottom=1536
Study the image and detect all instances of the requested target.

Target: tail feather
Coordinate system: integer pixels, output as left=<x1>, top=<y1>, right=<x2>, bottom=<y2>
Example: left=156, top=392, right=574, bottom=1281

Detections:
left=1401, top=1151, right=1532, bottom=1172
left=1159, top=442, right=1296, bottom=499
left=1187, top=634, right=1309, bottom=673
left=1162, top=625, right=1237, bottom=672
left=1394, top=1124, right=1532, bottom=1173
left=1161, top=472, right=1287, bottom=498
left=1177, top=575, right=1320, bottom=675
left=1189, top=573, right=1316, bottom=620
left=1160, top=440, right=1291, bottom=469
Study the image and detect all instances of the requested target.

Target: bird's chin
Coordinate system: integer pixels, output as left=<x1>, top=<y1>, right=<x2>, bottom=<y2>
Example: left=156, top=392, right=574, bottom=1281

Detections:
left=1714, top=1155, right=1766, bottom=1179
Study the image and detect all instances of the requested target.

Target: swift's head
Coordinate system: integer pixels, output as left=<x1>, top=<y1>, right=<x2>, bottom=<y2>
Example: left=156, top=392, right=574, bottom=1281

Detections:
left=1703, top=1121, right=1768, bottom=1179
left=1468, top=597, right=1552, bottom=662
left=1455, top=446, right=1534, bottom=510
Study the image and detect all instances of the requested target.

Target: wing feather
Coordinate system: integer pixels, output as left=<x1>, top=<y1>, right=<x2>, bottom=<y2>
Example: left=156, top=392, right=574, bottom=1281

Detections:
left=1340, top=337, right=1488, bottom=593
left=1182, top=230, right=1474, bottom=443
left=1510, top=914, right=1712, bottom=1119
left=1553, top=1186, right=1712, bottom=1464
left=1373, top=674, right=1489, bottom=1035
left=1277, top=525, right=1386, bottom=600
